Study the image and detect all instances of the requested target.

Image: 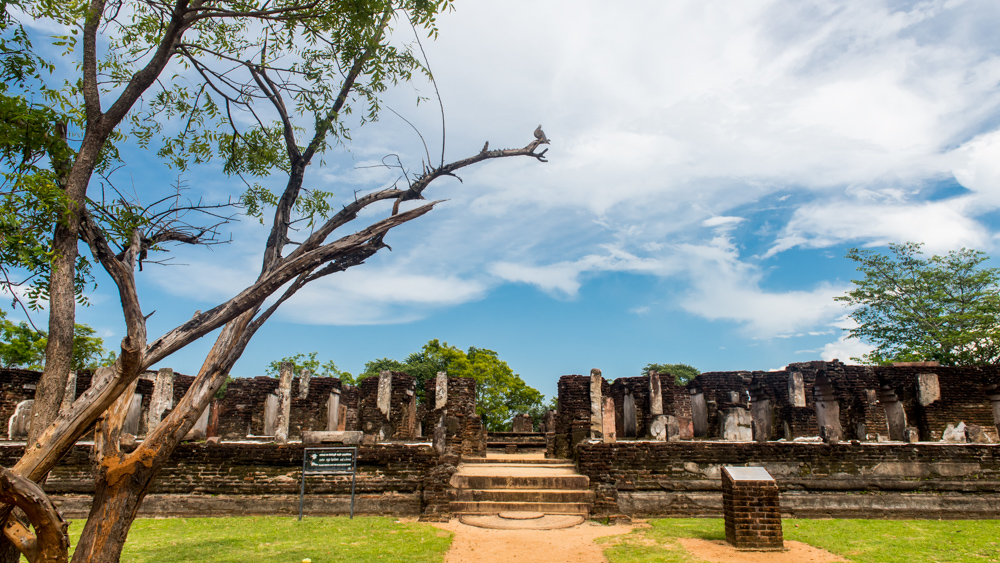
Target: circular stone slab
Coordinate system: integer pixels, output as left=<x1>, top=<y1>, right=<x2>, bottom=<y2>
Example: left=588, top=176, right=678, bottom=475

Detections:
left=459, top=514, right=585, bottom=530
left=498, top=511, right=545, bottom=520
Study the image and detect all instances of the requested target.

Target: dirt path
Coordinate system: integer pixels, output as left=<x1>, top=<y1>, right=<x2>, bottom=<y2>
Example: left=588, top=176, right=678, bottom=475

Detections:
left=432, top=520, right=633, bottom=563
left=431, top=520, right=848, bottom=563
left=678, top=538, right=846, bottom=562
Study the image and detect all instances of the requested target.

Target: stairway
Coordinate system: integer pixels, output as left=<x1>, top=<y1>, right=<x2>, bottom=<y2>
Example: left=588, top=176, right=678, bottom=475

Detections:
left=449, top=453, right=594, bottom=516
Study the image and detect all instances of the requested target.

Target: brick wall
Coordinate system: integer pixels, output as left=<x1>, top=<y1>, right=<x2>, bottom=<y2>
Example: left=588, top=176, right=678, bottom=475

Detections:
left=577, top=440, right=1000, bottom=518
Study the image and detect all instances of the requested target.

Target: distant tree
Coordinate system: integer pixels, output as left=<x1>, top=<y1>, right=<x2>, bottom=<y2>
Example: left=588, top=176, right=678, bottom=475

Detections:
left=836, top=242, right=1000, bottom=365
left=526, top=395, right=557, bottom=427
left=365, top=339, right=545, bottom=430
left=358, top=352, right=445, bottom=397
left=642, top=363, right=700, bottom=385
left=266, top=352, right=354, bottom=384
left=0, top=311, right=111, bottom=370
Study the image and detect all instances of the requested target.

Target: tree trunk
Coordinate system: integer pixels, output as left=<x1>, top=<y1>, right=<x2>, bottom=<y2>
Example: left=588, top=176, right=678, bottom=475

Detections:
left=27, top=224, right=78, bottom=448
left=70, top=455, right=155, bottom=563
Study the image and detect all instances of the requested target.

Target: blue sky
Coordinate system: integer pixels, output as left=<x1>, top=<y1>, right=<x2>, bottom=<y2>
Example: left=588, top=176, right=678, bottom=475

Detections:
left=11, top=1, right=1000, bottom=400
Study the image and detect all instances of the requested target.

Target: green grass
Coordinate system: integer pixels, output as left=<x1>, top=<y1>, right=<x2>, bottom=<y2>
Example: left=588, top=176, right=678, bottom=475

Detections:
left=57, top=516, right=452, bottom=563
left=601, top=518, right=1000, bottom=563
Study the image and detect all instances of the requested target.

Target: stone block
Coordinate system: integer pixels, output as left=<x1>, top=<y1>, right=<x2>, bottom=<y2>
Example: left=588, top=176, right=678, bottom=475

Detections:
left=916, top=373, right=940, bottom=406
left=966, top=424, right=992, bottom=444
left=942, top=422, right=967, bottom=443
left=720, top=408, right=752, bottom=441
left=512, top=413, right=534, bottom=432
left=903, top=427, right=920, bottom=443
left=787, top=371, right=806, bottom=407
left=301, top=431, right=363, bottom=445
left=7, top=399, right=32, bottom=440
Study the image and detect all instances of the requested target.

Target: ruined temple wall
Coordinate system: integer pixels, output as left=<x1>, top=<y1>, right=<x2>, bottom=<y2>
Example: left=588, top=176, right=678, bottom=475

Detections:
left=874, top=365, right=999, bottom=441
left=0, top=442, right=442, bottom=518
left=422, top=376, right=482, bottom=455
left=688, top=371, right=755, bottom=438
left=608, top=378, right=649, bottom=439
left=578, top=440, right=1000, bottom=519
left=607, top=374, right=688, bottom=438
left=554, top=375, right=592, bottom=458
left=358, top=372, right=417, bottom=440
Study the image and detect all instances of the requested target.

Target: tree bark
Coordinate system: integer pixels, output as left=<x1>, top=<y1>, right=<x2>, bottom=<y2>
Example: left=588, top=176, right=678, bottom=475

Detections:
left=70, top=457, right=156, bottom=563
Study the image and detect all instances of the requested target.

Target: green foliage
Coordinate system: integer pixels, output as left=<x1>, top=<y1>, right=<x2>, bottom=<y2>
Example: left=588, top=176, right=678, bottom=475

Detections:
left=364, top=339, right=545, bottom=431
left=602, top=518, right=1000, bottom=563
left=642, top=363, right=700, bottom=385
left=0, top=310, right=111, bottom=370
left=265, top=351, right=354, bottom=384
left=62, top=516, right=452, bottom=563
left=836, top=242, right=1000, bottom=365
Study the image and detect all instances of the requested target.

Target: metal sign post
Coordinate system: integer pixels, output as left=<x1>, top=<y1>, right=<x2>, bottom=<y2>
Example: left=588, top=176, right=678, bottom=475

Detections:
left=299, top=447, right=357, bottom=521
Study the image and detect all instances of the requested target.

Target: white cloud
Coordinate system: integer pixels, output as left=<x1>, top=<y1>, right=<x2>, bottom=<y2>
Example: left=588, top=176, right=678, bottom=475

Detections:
left=766, top=198, right=991, bottom=256
left=275, top=268, right=489, bottom=325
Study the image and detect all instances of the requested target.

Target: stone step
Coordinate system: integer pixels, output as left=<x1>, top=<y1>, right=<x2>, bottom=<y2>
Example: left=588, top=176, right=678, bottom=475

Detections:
left=450, top=474, right=590, bottom=490
left=449, top=501, right=592, bottom=515
left=451, top=488, right=595, bottom=503
left=461, top=457, right=571, bottom=465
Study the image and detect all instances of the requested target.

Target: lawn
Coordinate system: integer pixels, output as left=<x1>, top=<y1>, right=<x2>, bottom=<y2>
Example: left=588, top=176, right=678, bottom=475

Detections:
left=56, top=516, right=453, bottom=563
left=601, top=518, right=1000, bottom=563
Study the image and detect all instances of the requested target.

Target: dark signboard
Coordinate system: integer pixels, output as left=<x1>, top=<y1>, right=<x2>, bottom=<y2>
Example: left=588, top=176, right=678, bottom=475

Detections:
left=304, top=448, right=356, bottom=474
left=299, top=447, right=357, bottom=520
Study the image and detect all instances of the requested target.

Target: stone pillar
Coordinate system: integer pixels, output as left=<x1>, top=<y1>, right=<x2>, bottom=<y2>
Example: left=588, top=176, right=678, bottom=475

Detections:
left=722, top=466, right=783, bottom=551
left=434, top=371, right=448, bottom=410
left=691, top=391, right=708, bottom=437
left=263, top=394, right=279, bottom=436
left=589, top=368, right=603, bottom=440
left=206, top=400, right=220, bottom=438
left=59, top=371, right=77, bottom=415
left=916, top=373, right=940, bottom=406
left=123, top=393, right=143, bottom=436
left=298, top=368, right=312, bottom=400
left=623, top=393, right=637, bottom=437
left=787, top=371, right=806, bottom=407
left=274, top=361, right=293, bottom=444
left=377, top=370, right=392, bottom=418
left=648, top=371, right=671, bottom=440
left=649, top=371, right=663, bottom=416
left=327, top=391, right=341, bottom=431
left=183, top=404, right=210, bottom=441
left=751, top=399, right=772, bottom=443
left=601, top=396, right=616, bottom=443
left=147, top=367, right=174, bottom=433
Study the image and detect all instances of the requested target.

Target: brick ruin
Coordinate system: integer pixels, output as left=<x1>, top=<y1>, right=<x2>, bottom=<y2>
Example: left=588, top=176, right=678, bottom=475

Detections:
left=554, top=361, right=1000, bottom=457
left=0, top=368, right=484, bottom=456
left=2, top=360, right=999, bottom=520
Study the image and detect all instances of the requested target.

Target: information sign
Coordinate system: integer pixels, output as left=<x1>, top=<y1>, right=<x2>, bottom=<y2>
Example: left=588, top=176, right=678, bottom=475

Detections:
left=299, top=447, right=357, bottom=520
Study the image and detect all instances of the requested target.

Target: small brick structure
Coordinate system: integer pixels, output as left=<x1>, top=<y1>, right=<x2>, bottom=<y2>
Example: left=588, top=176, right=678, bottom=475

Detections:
left=721, top=466, right=784, bottom=551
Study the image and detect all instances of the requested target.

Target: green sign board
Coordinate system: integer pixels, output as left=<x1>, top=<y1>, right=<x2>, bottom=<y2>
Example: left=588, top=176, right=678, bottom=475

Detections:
left=299, top=447, right=357, bottom=520
left=304, top=448, right=356, bottom=474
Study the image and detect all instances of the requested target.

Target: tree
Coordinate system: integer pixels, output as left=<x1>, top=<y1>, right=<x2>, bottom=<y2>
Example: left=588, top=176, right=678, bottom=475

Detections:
left=0, top=1, right=549, bottom=560
left=0, top=311, right=111, bottom=371
left=836, top=242, right=1000, bottom=366
left=360, top=340, right=546, bottom=430
left=642, top=363, right=700, bottom=385
left=420, top=340, right=544, bottom=431
left=265, top=352, right=354, bottom=384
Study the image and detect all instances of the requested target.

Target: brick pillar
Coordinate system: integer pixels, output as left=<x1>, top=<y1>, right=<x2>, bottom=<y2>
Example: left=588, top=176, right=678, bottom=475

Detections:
left=721, top=466, right=783, bottom=551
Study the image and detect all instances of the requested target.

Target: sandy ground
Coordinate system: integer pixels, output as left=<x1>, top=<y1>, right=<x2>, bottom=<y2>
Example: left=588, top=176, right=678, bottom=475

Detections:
left=432, top=520, right=633, bottom=563
left=431, top=520, right=847, bottom=563
left=678, top=538, right=847, bottom=562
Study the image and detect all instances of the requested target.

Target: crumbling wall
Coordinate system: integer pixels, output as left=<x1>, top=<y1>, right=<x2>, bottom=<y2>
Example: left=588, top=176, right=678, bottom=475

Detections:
left=358, top=372, right=417, bottom=441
